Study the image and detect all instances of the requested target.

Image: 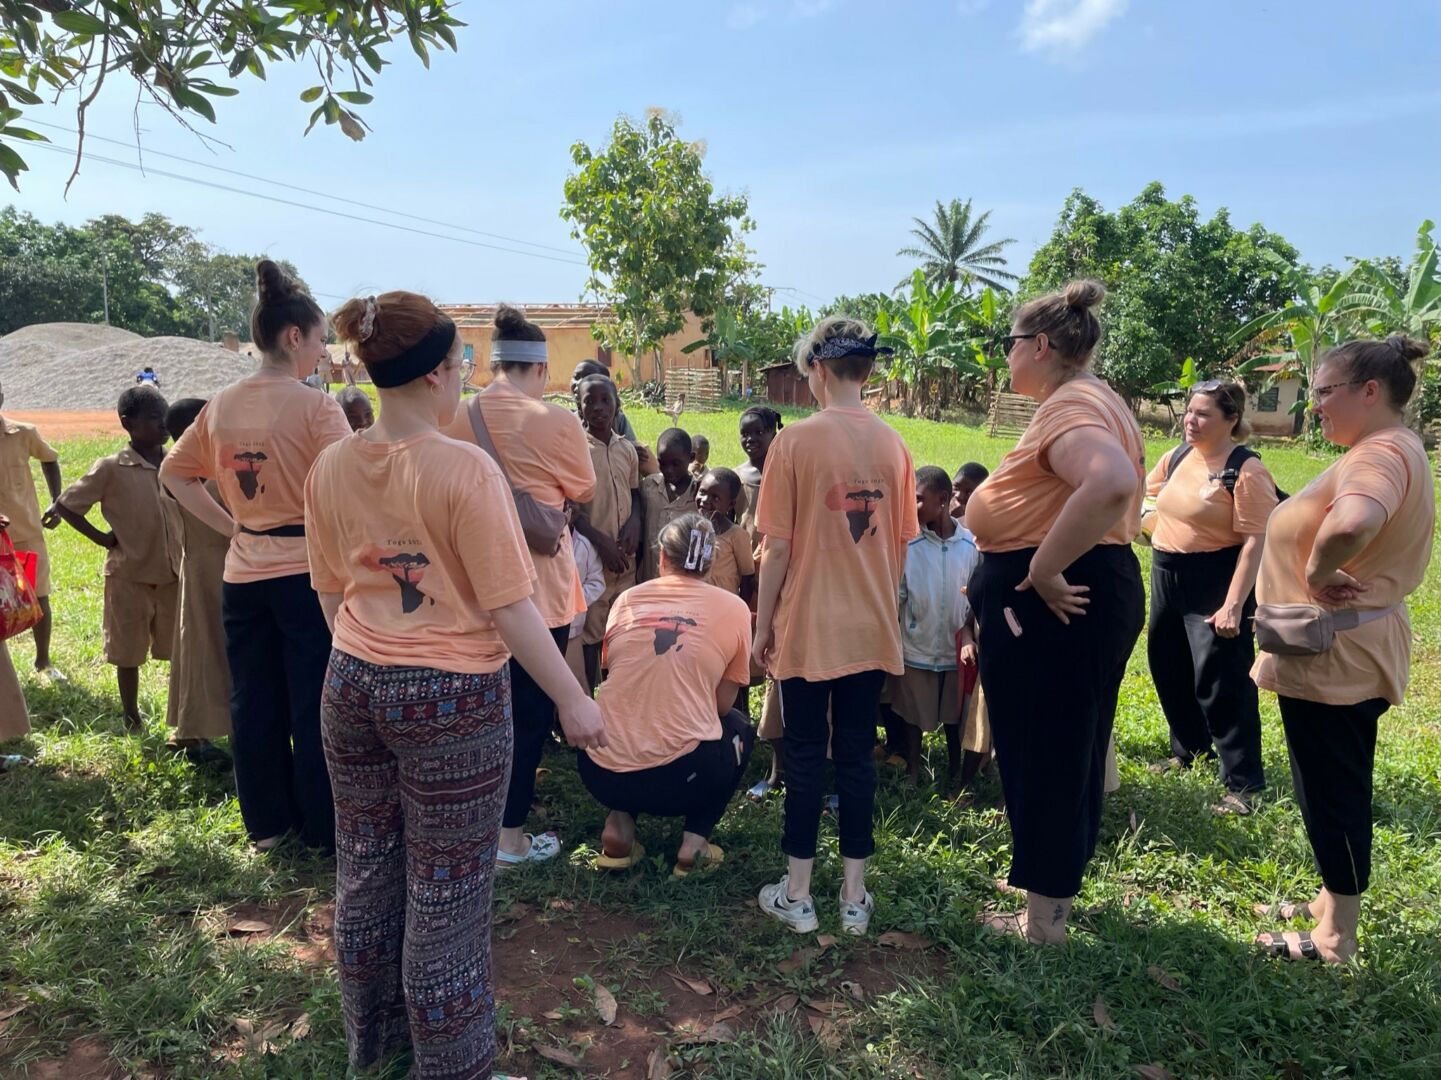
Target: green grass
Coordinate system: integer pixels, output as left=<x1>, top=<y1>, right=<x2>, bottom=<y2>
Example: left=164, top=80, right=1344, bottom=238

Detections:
left=2, top=408, right=1439, bottom=1079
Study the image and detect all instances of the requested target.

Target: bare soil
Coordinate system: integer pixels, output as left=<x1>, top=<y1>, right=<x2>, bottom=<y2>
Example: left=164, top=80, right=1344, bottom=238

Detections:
left=4, top=411, right=123, bottom=439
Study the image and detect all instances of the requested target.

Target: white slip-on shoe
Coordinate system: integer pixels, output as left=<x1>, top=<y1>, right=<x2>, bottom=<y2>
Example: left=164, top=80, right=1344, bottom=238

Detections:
left=496, top=831, right=561, bottom=869
left=758, top=874, right=820, bottom=934
left=839, top=887, right=875, bottom=937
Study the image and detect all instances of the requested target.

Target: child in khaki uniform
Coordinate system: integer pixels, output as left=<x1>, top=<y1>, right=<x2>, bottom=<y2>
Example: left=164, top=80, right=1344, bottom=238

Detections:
left=54, top=386, right=182, bottom=731
left=696, top=468, right=756, bottom=603
left=0, top=380, right=64, bottom=677
left=162, top=399, right=233, bottom=763
left=573, top=376, right=640, bottom=690
left=0, top=513, right=28, bottom=740
left=639, top=427, right=699, bottom=583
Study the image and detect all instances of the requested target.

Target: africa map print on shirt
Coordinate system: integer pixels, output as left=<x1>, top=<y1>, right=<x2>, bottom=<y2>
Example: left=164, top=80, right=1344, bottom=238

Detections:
left=635, top=613, right=699, bottom=655
left=360, top=543, right=437, bottom=614
left=220, top=440, right=269, bottom=501
left=825, top=480, right=888, bottom=543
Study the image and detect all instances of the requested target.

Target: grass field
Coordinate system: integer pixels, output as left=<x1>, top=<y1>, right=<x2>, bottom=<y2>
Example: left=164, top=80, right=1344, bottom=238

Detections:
left=1, top=402, right=1438, bottom=1079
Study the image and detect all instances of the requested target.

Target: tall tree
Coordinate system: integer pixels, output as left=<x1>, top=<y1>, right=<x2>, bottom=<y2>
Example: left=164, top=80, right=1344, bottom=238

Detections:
left=561, top=109, right=754, bottom=386
left=897, top=198, right=1018, bottom=293
left=0, top=1, right=462, bottom=190
left=1022, top=183, right=1301, bottom=402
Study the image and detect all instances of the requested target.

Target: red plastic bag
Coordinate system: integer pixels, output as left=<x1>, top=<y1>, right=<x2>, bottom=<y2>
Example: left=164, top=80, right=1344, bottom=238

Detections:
left=0, top=529, right=42, bottom=642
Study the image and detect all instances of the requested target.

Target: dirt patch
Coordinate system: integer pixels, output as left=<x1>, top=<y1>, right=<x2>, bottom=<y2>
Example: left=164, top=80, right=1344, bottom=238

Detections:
left=1, top=1036, right=127, bottom=1080
left=4, top=411, right=123, bottom=439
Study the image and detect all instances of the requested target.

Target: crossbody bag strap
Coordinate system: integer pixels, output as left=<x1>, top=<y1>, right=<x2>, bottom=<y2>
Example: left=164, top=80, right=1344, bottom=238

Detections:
left=466, top=392, right=514, bottom=485
left=1330, top=605, right=1400, bottom=631
left=1164, top=443, right=1191, bottom=482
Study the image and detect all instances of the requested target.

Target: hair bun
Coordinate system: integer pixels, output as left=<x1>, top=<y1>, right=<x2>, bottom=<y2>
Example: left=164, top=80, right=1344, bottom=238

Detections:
left=1386, top=334, right=1429, bottom=362
left=494, top=303, right=528, bottom=334
left=1062, top=278, right=1106, bottom=311
left=255, top=259, right=294, bottom=304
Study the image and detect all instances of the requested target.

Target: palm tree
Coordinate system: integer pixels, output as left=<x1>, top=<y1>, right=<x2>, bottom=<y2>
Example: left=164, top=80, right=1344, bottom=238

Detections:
left=897, top=198, right=1018, bottom=293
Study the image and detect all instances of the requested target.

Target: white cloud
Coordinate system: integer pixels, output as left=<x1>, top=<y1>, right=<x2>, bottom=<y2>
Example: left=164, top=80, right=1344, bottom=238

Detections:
left=956, top=0, right=991, bottom=15
left=1018, top=0, right=1129, bottom=53
left=727, top=3, right=767, bottom=30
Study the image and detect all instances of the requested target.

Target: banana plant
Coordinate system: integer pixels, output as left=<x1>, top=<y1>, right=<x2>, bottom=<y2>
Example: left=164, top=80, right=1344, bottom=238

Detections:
left=1344, top=220, right=1441, bottom=341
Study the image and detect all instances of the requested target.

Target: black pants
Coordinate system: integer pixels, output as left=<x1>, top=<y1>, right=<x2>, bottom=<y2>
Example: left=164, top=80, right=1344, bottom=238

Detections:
left=1147, top=547, right=1264, bottom=793
left=222, top=573, right=335, bottom=850
left=1280, top=695, right=1389, bottom=895
left=971, top=544, right=1144, bottom=898
left=502, top=626, right=571, bottom=829
left=578, top=710, right=755, bottom=837
left=780, top=669, right=885, bottom=861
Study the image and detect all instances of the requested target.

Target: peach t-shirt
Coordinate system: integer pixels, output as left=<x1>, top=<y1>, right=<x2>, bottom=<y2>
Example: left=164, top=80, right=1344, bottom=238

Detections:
left=756, top=407, right=919, bottom=680
left=1145, top=446, right=1279, bottom=553
left=442, top=383, right=595, bottom=628
left=966, top=377, right=1145, bottom=553
left=304, top=430, right=538, bottom=675
left=1252, top=427, right=1435, bottom=707
left=590, top=574, right=752, bottom=772
left=163, top=373, right=351, bottom=584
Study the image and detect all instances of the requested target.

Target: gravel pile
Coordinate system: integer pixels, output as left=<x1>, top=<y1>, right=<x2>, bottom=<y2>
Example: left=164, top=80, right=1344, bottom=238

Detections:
left=0, top=325, right=257, bottom=410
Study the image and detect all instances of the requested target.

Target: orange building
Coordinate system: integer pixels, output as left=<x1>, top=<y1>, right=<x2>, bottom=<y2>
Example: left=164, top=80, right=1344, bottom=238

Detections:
left=439, top=303, right=713, bottom=392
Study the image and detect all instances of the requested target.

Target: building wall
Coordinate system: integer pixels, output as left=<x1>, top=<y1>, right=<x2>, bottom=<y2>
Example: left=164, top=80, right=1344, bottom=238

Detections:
left=439, top=305, right=711, bottom=393
left=1246, top=377, right=1304, bottom=436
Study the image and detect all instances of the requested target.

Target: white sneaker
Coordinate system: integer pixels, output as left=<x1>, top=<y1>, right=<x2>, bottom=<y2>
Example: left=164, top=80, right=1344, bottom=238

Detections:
left=839, top=887, right=875, bottom=937
left=758, top=875, right=819, bottom=934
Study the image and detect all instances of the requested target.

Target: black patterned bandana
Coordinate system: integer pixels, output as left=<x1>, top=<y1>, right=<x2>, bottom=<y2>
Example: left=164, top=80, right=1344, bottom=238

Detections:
left=810, top=333, right=893, bottom=363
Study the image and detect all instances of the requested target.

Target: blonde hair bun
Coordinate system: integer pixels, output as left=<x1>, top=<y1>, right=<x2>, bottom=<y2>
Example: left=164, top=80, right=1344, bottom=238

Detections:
left=1063, top=278, right=1106, bottom=311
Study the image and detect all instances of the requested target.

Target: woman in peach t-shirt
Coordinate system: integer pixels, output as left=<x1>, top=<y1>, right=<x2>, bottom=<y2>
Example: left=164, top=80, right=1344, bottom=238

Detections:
left=306, top=291, right=605, bottom=1078
left=964, top=280, right=1146, bottom=945
left=441, top=304, right=597, bottom=867
left=752, top=317, right=919, bottom=938
left=161, top=261, right=351, bottom=853
left=1251, top=337, right=1435, bottom=965
left=1144, top=381, right=1278, bottom=810
left=580, top=513, right=755, bottom=876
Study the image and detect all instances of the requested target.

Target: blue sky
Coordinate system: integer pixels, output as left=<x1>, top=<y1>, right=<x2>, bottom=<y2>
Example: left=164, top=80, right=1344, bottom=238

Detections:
left=11, top=0, right=1440, bottom=309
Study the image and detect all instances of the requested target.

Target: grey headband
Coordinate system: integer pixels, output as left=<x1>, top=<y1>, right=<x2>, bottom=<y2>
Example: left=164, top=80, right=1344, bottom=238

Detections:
left=490, top=339, right=548, bottom=364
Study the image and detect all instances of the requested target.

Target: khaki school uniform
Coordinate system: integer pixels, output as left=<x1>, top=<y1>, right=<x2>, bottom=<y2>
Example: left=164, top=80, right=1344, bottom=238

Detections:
left=639, top=472, right=699, bottom=583
left=0, top=418, right=58, bottom=598
left=165, top=484, right=233, bottom=739
left=59, top=448, right=183, bottom=667
left=581, top=431, right=639, bottom=646
left=0, top=640, right=26, bottom=739
left=706, top=523, right=755, bottom=597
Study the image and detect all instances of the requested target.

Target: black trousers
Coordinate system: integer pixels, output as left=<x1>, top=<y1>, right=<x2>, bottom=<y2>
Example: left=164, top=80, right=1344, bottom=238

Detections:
left=1147, top=547, right=1265, bottom=793
left=578, top=710, right=755, bottom=837
left=1280, top=695, right=1389, bottom=895
left=222, top=573, right=336, bottom=850
left=971, top=544, right=1144, bottom=898
left=780, top=669, right=886, bottom=861
left=502, top=626, right=571, bottom=830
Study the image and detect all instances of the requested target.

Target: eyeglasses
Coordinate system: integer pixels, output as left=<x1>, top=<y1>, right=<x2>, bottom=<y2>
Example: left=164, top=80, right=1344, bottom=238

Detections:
left=1311, top=379, right=1361, bottom=403
left=458, top=358, right=475, bottom=383
left=1002, top=333, right=1045, bottom=352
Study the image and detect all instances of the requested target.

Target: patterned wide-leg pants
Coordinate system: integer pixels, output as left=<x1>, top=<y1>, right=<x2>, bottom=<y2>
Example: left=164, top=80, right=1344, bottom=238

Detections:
left=321, top=649, right=513, bottom=1080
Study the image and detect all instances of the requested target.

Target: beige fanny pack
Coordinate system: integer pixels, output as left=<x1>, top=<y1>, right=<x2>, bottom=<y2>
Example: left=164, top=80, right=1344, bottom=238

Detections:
left=1254, top=603, right=1397, bottom=656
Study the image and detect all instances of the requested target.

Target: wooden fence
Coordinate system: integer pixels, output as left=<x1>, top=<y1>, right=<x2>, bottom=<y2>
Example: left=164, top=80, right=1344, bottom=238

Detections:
left=987, top=391, right=1038, bottom=438
left=666, top=368, right=724, bottom=412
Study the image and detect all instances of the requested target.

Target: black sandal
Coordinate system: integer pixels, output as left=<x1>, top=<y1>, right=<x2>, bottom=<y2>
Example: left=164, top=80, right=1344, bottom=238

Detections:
left=1256, top=930, right=1321, bottom=961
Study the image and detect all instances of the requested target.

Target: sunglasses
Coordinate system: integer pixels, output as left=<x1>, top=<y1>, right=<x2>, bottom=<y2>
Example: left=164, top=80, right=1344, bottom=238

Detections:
left=458, top=357, right=476, bottom=383
left=1001, top=333, right=1046, bottom=352
left=1310, top=379, right=1362, bottom=403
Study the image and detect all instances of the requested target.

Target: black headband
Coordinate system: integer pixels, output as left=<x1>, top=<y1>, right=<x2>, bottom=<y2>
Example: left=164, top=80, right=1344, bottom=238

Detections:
left=809, top=333, right=893, bottom=363
left=367, top=320, right=457, bottom=388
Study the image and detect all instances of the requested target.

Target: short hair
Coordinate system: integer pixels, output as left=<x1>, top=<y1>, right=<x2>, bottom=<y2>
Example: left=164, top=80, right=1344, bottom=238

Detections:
left=691, top=434, right=710, bottom=454
left=956, top=461, right=989, bottom=483
left=573, top=360, right=607, bottom=381
left=118, top=384, right=167, bottom=420
left=1321, top=335, right=1427, bottom=410
left=916, top=465, right=952, bottom=498
left=577, top=374, right=617, bottom=405
left=1012, top=279, right=1106, bottom=368
left=704, top=466, right=742, bottom=501
left=165, top=398, right=207, bottom=442
left=335, top=386, right=370, bottom=410
left=656, top=427, right=692, bottom=457
left=740, top=405, right=783, bottom=433
left=658, top=512, right=715, bottom=577
left=792, top=316, right=877, bottom=382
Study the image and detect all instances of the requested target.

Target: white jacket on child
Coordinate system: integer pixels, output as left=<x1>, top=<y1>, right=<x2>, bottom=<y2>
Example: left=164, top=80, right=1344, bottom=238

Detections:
left=898, top=520, right=978, bottom=671
left=569, top=531, right=607, bottom=640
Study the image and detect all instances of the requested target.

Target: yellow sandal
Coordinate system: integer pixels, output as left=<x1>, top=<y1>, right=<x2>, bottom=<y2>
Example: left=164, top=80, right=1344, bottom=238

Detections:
left=672, top=843, right=724, bottom=878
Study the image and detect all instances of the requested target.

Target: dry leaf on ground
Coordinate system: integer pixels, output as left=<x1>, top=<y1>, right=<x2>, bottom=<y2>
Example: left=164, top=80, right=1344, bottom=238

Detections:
left=807, top=1013, right=843, bottom=1049
left=840, top=980, right=866, bottom=1002
left=1092, top=996, right=1117, bottom=1031
left=227, top=919, right=272, bottom=936
left=1133, top=1066, right=1176, bottom=1080
left=533, top=1044, right=586, bottom=1069
left=669, top=972, right=713, bottom=996
left=816, top=933, right=838, bottom=951
left=0, top=1002, right=28, bottom=1023
left=1146, top=965, right=1183, bottom=993
left=647, top=1044, right=675, bottom=1079
left=548, top=898, right=577, bottom=913
left=593, top=983, right=618, bottom=1026
left=876, top=930, right=933, bottom=950
left=807, top=1001, right=846, bottom=1015
left=670, top=1020, right=735, bottom=1046
left=712, top=1004, right=745, bottom=1023
left=778, top=946, right=819, bottom=973
left=771, top=993, right=800, bottom=1013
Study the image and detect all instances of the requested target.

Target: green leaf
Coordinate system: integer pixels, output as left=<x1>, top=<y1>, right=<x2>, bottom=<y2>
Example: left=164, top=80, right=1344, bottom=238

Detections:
left=323, top=96, right=341, bottom=125
left=171, top=86, right=217, bottom=123
left=335, top=91, right=373, bottom=105
left=0, top=125, right=48, bottom=143
left=299, top=85, right=325, bottom=103
left=52, top=10, right=108, bottom=35
left=197, top=84, right=239, bottom=97
left=0, top=142, right=27, bottom=189
left=303, top=102, right=325, bottom=135
left=1, top=80, right=42, bottom=106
